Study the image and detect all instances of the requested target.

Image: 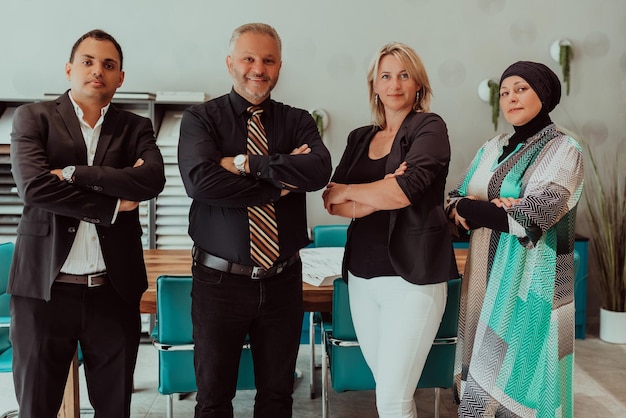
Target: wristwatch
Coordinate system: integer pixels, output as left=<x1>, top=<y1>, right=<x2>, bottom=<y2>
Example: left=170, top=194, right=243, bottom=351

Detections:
left=233, top=154, right=247, bottom=176
left=62, top=165, right=75, bottom=183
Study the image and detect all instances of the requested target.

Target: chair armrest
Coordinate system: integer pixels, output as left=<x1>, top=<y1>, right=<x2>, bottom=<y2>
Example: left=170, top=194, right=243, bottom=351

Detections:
left=0, top=316, right=10, bottom=328
left=152, top=340, right=195, bottom=352
left=327, top=335, right=360, bottom=348
left=432, top=337, right=457, bottom=345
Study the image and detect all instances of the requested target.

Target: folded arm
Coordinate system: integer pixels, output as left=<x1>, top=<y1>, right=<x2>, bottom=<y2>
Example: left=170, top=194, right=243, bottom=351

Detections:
left=11, top=106, right=166, bottom=225
left=246, top=111, right=332, bottom=193
left=179, top=107, right=331, bottom=208
left=67, top=117, right=165, bottom=202
left=323, top=163, right=408, bottom=218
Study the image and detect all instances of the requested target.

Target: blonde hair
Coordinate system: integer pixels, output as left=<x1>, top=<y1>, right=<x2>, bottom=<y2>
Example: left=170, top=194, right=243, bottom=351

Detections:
left=367, top=42, right=432, bottom=129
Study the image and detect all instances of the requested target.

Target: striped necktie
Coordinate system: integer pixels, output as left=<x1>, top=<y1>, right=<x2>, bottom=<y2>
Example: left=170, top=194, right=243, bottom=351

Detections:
left=246, top=106, right=279, bottom=269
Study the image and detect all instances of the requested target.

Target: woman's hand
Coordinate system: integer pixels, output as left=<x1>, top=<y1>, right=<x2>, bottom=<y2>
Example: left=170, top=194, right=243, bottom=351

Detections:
left=384, top=161, right=407, bottom=179
left=491, top=197, right=521, bottom=208
left=449, top=195, right=476, bottom=231
left=322, top=182, right=377, bottom=218
left=322, top=182, right=349, bottom=211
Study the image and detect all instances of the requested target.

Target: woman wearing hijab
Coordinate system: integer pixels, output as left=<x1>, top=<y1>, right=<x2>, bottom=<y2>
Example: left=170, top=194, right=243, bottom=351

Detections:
left=447, top=61, right=584, bottom=417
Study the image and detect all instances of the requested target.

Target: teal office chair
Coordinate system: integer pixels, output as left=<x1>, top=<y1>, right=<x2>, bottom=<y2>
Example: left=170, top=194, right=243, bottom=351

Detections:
left=321, top=277, right=462, bottom=418
left=0, top=242, right=89, bottom=418
left=0, top=242, right=16, bottom=418
left=152, top=275, right=255, bottom=418
left=311, top=224, right=348, bottom=248
left=306, top=224, right=348, bottom=399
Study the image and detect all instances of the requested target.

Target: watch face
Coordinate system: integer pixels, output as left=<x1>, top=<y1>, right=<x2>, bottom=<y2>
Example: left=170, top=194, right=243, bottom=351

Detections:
left=63, top=166, right=75, bottom=182
left=234, top=155, right=245, bottom=165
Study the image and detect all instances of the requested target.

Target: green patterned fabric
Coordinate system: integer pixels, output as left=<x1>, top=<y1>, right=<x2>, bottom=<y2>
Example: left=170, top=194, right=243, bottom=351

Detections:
left=448, top=124, right=583, bottom=417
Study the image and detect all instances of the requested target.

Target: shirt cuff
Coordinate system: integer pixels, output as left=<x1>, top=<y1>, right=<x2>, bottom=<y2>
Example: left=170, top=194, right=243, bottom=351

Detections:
left=248, top=154, right=270, bottom=179
left=111, top=199, right=121, bottom=224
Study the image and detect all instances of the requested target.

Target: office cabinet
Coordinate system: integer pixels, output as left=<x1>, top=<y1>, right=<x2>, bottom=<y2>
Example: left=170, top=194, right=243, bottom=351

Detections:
left=0, top=99, right=37, bottom=243
left=0, top=94, right=202, bottom=249
left=151, top=102, right=196, bottom=249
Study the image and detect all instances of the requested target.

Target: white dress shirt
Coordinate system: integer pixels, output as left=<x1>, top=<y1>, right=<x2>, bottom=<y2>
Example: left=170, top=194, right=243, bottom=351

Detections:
left=59, top=93, right=111, bottom=275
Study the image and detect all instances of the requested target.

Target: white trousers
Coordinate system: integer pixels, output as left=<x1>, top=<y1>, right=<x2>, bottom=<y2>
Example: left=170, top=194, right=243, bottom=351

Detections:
left=348, top=272, right=447, bottom=418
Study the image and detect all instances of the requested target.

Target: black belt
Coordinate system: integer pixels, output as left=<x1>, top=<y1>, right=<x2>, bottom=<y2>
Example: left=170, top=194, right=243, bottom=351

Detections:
left=55, top=272, right=107, bottom=287
left=192, top=246, right=299, bottom=279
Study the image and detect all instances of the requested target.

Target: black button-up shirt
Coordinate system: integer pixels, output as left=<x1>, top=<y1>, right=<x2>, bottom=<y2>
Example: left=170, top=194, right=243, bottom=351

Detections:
left=178, top=89, right=332, bottom=265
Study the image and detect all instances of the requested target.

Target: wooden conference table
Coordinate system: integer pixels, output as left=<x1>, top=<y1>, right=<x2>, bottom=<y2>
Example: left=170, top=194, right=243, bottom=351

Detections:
left=59, top=247, right=468, bottom=417
left=140, top=248, right=345, bottom=314
left=140, top=247, right=467, bottom=313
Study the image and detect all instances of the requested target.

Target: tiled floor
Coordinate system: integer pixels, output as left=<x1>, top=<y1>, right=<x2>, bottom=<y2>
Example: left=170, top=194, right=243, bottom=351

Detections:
left=1, top=337, right=625, bottom=417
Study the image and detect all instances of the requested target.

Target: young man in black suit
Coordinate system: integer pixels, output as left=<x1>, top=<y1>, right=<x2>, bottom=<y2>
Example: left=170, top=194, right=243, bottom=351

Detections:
left=8, top=29, right=165, bottom=417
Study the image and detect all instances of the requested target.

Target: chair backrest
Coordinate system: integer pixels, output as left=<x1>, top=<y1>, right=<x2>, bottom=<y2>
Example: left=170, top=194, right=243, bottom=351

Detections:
left=332, top=277, right=461, bottom=340
left=0, top=242, right=15, bottom=316
left=329, top=278, right=374, bottom=391
left=329, top=276, right=462, bottom=392
left=331, top=278, right=357, bottom=341
left=312, top=225, right=348, bottom=248
left=0, top=242, right=15, bottom=358
left=418, top=277, right=461, bottom=389
left=155, top=275, right=255, bottom=395
left=156, top=275, right=194, bottom=346
left=436, top=277, right=461, bottom=339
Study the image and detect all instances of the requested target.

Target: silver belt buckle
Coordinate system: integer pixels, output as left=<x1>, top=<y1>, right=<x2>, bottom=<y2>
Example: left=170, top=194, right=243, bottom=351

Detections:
left=87, top=272, right=106, bottom=287
left=250, top=266, right=263, bottom=279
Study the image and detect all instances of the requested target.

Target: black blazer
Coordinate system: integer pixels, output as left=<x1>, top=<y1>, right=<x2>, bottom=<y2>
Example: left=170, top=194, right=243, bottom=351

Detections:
left=8, top=91, right=165, bottom=305
left=332, top=111, right=458, bottom=285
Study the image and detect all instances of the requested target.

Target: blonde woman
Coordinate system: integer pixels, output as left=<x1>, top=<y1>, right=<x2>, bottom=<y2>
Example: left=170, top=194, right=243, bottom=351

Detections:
left=323, top=42, right=458, bottom=417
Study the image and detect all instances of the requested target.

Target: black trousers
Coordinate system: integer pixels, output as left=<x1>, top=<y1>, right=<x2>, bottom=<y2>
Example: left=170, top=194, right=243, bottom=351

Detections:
left=191, top=260, right=304, bottom=418
left=10, top=281, right=141, bottom=418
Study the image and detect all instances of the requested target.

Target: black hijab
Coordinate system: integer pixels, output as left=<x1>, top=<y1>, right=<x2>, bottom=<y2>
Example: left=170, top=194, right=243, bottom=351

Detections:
left=497, top=61, right=562, bottom=162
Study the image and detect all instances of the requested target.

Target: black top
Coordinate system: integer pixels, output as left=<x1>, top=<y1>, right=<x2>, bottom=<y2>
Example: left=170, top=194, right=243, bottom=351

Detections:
left=178, top=89, right=332, bottom=265
left=331, top=111, right=458, bottom=285
left=342, top=150, right=396, bottom=278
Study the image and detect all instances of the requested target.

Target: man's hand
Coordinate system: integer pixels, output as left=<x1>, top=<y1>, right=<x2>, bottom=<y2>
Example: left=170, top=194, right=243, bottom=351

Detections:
left=50, top=169, right=63, bottom=180
left=116, top=159, right=144, bottom=211
left=220, top=156, right=238, bottom=174
left=119, top=199, right=139, bottom=212
left=290, top=144, right=311, bottom=155
left=50, top=158, right=144, bottom=181
left=278, top=145, right=310, bottom=196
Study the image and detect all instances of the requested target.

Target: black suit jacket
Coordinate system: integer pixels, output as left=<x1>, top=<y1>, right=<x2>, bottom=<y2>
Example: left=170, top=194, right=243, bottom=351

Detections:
left=332, top=111, right=458, bottom=285
left=8, top=91, right=165, bottom=305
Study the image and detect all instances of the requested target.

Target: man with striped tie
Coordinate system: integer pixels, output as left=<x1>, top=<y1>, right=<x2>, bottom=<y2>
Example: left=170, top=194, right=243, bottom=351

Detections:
left=178, top=22, right=332, bottom=418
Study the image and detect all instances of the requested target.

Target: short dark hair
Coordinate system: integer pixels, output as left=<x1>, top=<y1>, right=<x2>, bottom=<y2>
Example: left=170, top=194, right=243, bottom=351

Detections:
left=69, top=29, right=124, bottom=70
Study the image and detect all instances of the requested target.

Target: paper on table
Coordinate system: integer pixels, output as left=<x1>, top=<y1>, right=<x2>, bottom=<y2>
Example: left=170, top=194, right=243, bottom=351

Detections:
left=300, top=247, right=344, bottom=287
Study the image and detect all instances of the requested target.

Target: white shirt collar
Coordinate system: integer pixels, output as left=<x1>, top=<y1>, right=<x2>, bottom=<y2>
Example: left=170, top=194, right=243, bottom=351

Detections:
left=68, top=91, right=111, bottom=122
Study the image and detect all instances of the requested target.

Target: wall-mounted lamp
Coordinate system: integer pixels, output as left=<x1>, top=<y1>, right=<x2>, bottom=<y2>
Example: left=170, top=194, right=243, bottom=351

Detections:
left=550, top=39, right=573, bottom=95
left=478, top=78, right=500, bottom=131
left=311, top=108, right=329, bottom=140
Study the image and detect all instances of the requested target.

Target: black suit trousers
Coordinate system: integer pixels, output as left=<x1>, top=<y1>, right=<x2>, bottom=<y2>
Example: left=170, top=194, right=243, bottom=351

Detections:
left=9, top=281, right=141, bottom=418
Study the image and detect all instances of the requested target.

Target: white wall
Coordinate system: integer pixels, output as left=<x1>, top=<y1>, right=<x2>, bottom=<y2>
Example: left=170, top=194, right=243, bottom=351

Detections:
left=1, top=0, right=625, bottom=229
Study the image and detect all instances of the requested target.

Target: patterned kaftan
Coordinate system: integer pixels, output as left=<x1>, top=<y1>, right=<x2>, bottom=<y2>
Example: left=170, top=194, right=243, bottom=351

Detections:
left=448, top=124, right=583, bottom=418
